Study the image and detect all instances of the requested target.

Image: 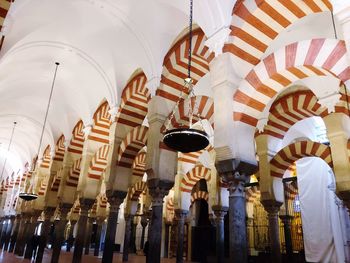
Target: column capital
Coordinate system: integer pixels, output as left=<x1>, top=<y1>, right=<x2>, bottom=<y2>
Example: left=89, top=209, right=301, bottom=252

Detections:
left=43, top=206, right=56, bottom=220
left=216, top=159, right=257, bottom=197
left=174, top=209, right=188, bottom=220
left=79, top=198, right=95, bottom=217
left=59, top=203, right=73, bottom=218
left=261, top=200, right=282, bottom=217
left=205, top=27, right=231, bottom=57
left=147, top=178, right=173, bottom=207
left=106, top=190, right=127, bottom=212
left=212, top=205, right=228, bottom=220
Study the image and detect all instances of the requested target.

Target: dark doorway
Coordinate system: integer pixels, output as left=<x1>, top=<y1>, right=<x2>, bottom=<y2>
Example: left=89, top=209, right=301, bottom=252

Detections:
left=191, top=199, right=215, bottom=263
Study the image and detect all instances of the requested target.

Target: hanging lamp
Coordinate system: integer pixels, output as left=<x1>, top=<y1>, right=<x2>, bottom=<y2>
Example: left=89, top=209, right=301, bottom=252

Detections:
left=163, top=0, right=209, bottom=153
left=19, top=62, right=60, bottom=201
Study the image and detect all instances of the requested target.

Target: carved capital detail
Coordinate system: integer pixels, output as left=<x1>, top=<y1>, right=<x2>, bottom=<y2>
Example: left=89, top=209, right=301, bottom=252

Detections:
left=79, top=198, right=95, bottom=216
left=106, top=190, right=127, bottom=212
left=261, top=200, right=283, bottom=217
left=147, top=178, right=173, bottom=207
left=212, top=205, right=228, bottom=221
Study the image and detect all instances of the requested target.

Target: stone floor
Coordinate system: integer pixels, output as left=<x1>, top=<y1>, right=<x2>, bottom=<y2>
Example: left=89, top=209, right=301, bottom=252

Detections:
left=0, top=249, right=192, bottom=263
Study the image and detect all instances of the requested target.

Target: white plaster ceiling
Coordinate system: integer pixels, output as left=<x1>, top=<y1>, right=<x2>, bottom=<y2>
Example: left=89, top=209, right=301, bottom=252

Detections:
left=0, top=0, right=235, bottom=176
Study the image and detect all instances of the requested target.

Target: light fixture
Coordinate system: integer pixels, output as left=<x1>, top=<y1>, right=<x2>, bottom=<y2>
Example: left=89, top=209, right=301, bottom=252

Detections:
left=19, top=62, right=60, bottom=202
left=163, top=0, right=209, bottom=153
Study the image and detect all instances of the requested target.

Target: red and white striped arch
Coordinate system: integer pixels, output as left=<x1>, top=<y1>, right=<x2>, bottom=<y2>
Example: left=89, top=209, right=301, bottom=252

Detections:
left=166, top=197, right=174, bottom=212
left=157, top=28, right=214, bottom=104
left=117, top=72, right=150, bottom=128
left=178, top=145, right=214, bottom=167
left=88, top=101, right=111, bottom=144
left=284, top=181, right=299, bottom=200
left=68, top=120, right=85, bottom=155
left=98, top=194, right=108, bottom=209
left=180, top=165, right=211, bottom=193
left=66, top=157, right=82, bottom=187
left=190, top=190, right=209, bottom=204
left=246, top=185, right=260, bottom=203
left=132, top=150, right=146, bottom=178
left=117, top=126, right=148, bottom=168
left=263, top=90, right=328, bottom=139
left=37, top=179, right=48, bottom=196
left=270, top=140, right=333, bottom=178
left=224, top=0, right=332, bottom=66
left=162, top=96, right=214, bottom=133
left=234, top=39, right=350, bottom=127
left=50, top=168, right=63, bottom=192
left=128, top=181, right=147, bottom=201
left=40, top=145, right=51, bottom=168
left=87, top=144, right=110, bottom=180
left=54, top=135, right=66, bottom=162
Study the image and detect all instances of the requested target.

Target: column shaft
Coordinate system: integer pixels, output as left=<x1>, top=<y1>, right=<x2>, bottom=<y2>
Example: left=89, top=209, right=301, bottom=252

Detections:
left=175, top=210, right=188, bottom=263
left=122, top=214, right=133, bottom=262
left=94, top=219, right=104, bottom=256
left=35, top=207, right=55, bottom=263
left=4, top=216, right=15, bottom=251
left=84, top=217, right=94, bottom=255
left=213, top=206, right=228, bottom=263
left=101, top=191, right=125, bottom=263
left=15, top=215, right=30, bottom=256
left=66, top=221, right=76, bottom=252
left=51, top=204, right=71, bottom=263
left=24, top=214, right=40, bottom=259
left=280, top=215, right=293, bottom=256
left=72, top=198, right=94, bottom=263
left=163, top=224, right=169, bottom=258
left=9, top=215, right=21, bottom=253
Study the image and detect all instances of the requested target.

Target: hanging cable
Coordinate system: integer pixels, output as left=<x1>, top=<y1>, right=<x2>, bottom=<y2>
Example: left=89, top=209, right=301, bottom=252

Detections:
left=36, top=62, right=59, bottom=162
left=0, top=121, right=17, bottom=180
left=187, top=0, right=193, bottom=79
left=331, top=10, right=338, bottom=39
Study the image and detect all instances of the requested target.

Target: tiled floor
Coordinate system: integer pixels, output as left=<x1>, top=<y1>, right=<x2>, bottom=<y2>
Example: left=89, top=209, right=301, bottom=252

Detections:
left=0, top=249, right=191, bottom=263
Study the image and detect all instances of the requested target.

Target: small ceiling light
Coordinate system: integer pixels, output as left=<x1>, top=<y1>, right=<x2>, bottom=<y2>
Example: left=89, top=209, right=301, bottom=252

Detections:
left=163, top=0, right=209, bottom=153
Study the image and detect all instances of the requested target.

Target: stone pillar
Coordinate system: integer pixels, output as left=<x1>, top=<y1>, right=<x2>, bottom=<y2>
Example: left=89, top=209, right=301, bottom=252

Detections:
left=174, top=209, right=188, bottom=263
left=24, top=211, right=41, bottom=259
left=0, top=217, right=4, bottom=245
left=122, top=214, right=133, bottom=262
left=4, top=216, right=15, bottom=251
left=101, top=190, right=126, bottom=263
left=213, top=205, right=228, bottom=263
left=84, top=216, right=95, bottom=255
left=163, top=223, right=170, bottom=258
left=0, top=216, right=9, bottom=249
left=146, top=178, right=173, bottom=263
left=140, top=215, right=148, bottom=250
left=9, top=215, right=21, bottom=253
left=35, top=207, right=55, bottom=263
left=66, top=220, right=76, bottom=252
left=262, top=200, right=282, bottom=263
left=94, top=217, right=104, bottom=257
left=51, top=203, right=72, bottom=263
left=72, top=198, right=94, bottom=263
left=216, top=160, right=257, bottom=263
left=280, top=215, right=293, bottom=256
left=14, top=213, right=31, bottom=256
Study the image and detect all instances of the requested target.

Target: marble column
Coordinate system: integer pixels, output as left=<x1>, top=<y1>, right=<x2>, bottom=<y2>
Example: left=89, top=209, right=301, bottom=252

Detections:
left=280, top=215, right=293, bottom=256
left=51, top=204, right=72, bottom=263
left=140, top=215, right=148, bottom=250
left=84, top=216, right=95, bottom=255
left=216, top=160, right=257, bottom=263
left=102, top=190, right=126, bottom=263
left=72, top=198, right=94, bottom=263
left=9, top=215, right=21, bottom=253
left=35, top=207, right=55, bottom=263
left=0, top=216, right=9, bottom=249
left=0, top=218, right=4, bottom=246
left=175, top=209, right=188, bottom=263
left=146, top=178, right=173, bottom=263
left=262, top=200, right=282, bottom=263
left=122, top=214, right=133, bottom=262
left=163, top=223, right=170, bottom=258
left=4, top=216, right=15, bottom=251
left=213, top=205, right=228, bottom=263
left=93, top=217, right=104, bottom=256
left=24, top=211, right=41, bottom=259
left=66, top=220, right=77, bottom=252
left=14, top=213, right=31, bottom=256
